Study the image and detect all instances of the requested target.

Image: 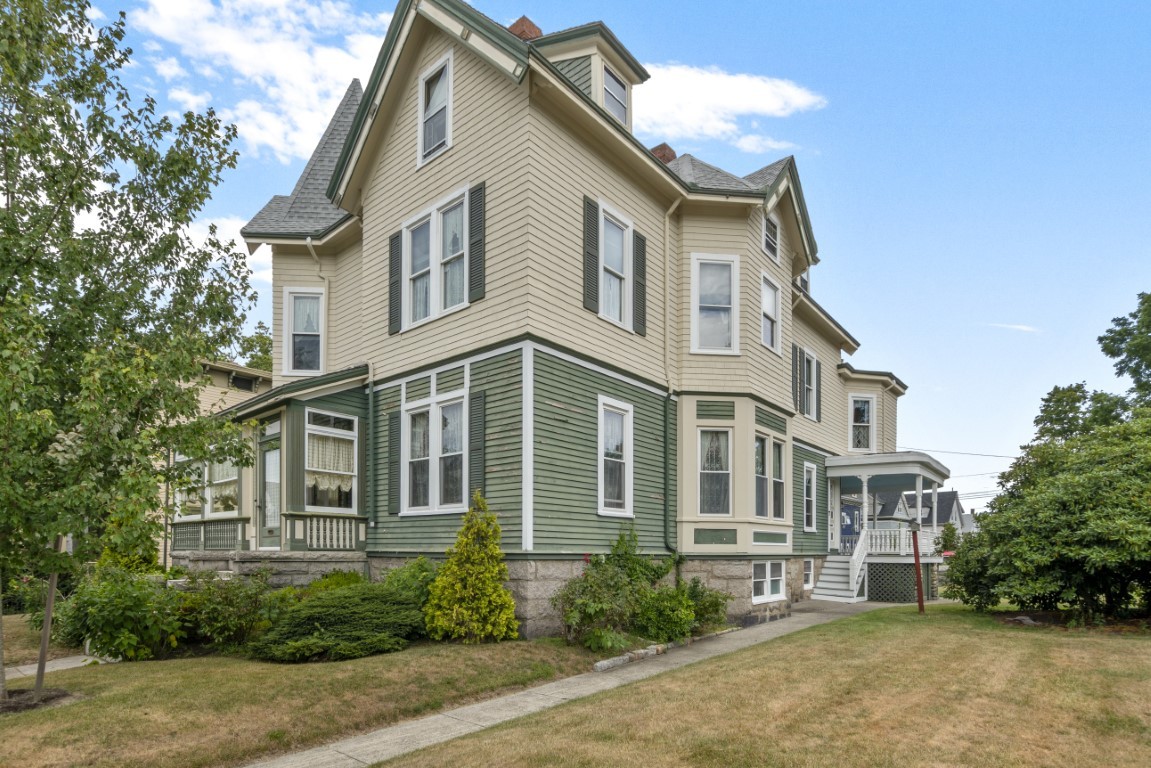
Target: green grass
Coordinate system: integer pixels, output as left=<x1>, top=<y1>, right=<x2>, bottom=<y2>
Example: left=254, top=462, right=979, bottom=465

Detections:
left=375, top=605, right=1151, bottom=768
left=2, top=613, right=83, bottom=668
left=0, top=637, right=597, bottom=768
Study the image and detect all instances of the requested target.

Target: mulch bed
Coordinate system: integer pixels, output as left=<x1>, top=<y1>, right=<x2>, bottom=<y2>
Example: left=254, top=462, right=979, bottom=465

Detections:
left=0, top=688, right=74, bottom=714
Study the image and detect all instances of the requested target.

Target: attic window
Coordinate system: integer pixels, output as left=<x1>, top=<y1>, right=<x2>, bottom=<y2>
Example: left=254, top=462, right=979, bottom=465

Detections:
left=419, top=52, right=453, bottom=164
left=231, top=375, right=255, bottom=392
left=763, top=215, right=779, bottom=261
left=603, top=66, right=627, bottom=123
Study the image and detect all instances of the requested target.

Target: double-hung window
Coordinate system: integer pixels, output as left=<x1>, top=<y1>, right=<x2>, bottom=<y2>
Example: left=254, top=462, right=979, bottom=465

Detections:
left=763, top=214, right=780, bottom=261
left=406, top=192, right=468, bottom=327
left=753, top=561, right=784, bottom=603
left=771, top=440, right=786, bottom=521
left=284, top=289, right=324, bottom=374
left=803, top=462, right=817, bottom=531
left=405, top=394, right=466, bottom=514
left=600, top=207, right=632, bottom=325
left=598, top=396, right=633, bottom=516
left=850, top=395, right=876, bottom=452
left=691, top=253, right=739, bottom=354
left=178, top=457, right=238, bottom=517
left=754, top=436, right=769, bottom=518
left=761, top=275, right=780, bottom=352
left=418, top=52, right=452, bottom=163
left=699, top=429, right=731, bottom=515
left=305, top=410, right=357, bottom=511
left=803, top=559, right=814, bottom=589
left=603, top=66, right=628, bottom=123
left=803, top=350, right=817, bottom=418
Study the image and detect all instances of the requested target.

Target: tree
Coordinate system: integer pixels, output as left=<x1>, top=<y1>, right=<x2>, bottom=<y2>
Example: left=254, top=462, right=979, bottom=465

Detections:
left=237, top=321, right=273, bottom=372
left=947, top=294, right=1151, bottom=620
left=424, top=492, right=519, bottom=643
left=1099, top=292, right=1151, bottom=406
left=0, top=1, right=252, bottom=698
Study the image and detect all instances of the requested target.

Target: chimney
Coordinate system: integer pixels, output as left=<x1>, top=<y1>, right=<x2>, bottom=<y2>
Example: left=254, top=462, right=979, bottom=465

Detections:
left=508, top=16, right=543, bottom=41
left=650, top=143, right=677, bottom=164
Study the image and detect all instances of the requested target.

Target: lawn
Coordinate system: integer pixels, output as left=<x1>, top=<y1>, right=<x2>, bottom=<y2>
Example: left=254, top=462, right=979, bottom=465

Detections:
left=0, top=637, right=597, bottom=768
left=2, top=613, right=83, bottom=668
left=376, top=605, right=1151, bottom=768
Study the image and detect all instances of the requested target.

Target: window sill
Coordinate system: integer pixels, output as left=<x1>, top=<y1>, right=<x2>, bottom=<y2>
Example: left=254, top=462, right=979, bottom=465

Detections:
left=401, top=300, right=470, bottom=333
left=416, top=143, right=451, bottom=170
left=759, top=343, right=783, bottom=357
left=281, top=369, right=324, bottom=378
left=698, top=512, right=733, bottom=517
left=803, top=527, right=818, bottom=533
left=597, top=509, right=634, bottom=519
left=752, top=594, right=787, bottom=605
left=689, top=347, right=741, bottom=356
left=597, top=314, right=634, bottom=334
left=399, top=507, right=467, bottom=517
left=301, top=508, right=359, bottom=516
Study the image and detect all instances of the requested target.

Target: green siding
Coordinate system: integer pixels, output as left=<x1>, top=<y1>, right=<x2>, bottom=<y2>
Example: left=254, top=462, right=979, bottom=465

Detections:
left=752, top=531, right=788, bottom=545
left=370, top=387, right=401, bottom=534
left=555, top=56, right=592, bottom=98
left=533, top=351, right=673, bottom=554
left=696, top=400, right=735, bottom=420
left=792, top=445, right=828, bottom=555
left=694, top=528, right=737, bottom=545
left=437, top=366, right=465, bottom=393
left=755, top=405, right=786, bottom=433
left=368, top=352, right=522, bottom=553
left=407, top=376, right=431, bottom=400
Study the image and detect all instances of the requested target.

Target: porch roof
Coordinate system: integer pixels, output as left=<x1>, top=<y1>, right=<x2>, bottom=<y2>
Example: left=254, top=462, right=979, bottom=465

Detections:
left=825, top=451, right=950, bottom=493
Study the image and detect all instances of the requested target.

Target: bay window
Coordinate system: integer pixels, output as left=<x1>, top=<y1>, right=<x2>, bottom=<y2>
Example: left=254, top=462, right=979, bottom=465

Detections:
left=691, top=253, right=739, bottom=354
left=305, top=410, right=357, bottom=511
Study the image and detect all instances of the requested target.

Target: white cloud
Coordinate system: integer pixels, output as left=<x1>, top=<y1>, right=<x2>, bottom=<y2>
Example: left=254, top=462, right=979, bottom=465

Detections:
left=154, top=56, right=187, bottom=81
left=169, top=87, right=212, bottom=112
left=634, top=63, right=825, bottom=153
left=133, top=0, right=391, bottom=163
left=986, top=323, right=1040, bottom=333
left=733, top=134, right=796, bottom=154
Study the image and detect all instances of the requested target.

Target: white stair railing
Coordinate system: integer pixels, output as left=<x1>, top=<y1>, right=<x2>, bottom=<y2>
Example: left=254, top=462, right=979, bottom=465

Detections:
left=849, top=530, right=869, bottom=598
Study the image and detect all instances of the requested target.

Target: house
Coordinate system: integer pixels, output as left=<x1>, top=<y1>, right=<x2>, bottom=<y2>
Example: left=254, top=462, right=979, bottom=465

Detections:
left=170, top=0, right=951, bottom=634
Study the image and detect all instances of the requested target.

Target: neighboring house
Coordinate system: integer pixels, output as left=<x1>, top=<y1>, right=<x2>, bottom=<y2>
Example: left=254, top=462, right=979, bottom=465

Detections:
left=170, top=0, right=950, bottom=634
left=161, top=361, right=272, bottom=565
left=900, top=489, right=965, bottom=531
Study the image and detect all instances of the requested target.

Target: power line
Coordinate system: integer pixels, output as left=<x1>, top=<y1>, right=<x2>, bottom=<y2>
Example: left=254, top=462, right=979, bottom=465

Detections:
left=897, top=446, right=1017, bottom=459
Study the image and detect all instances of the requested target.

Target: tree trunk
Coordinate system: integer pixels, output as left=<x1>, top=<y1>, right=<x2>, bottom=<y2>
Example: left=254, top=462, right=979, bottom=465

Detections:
left=34, top=536, right=64, bottom=697
left=1, top=568, right=8, bottom=700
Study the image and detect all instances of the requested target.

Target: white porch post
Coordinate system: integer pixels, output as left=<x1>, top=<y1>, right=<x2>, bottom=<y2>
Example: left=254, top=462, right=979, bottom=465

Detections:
left=861, top=475, right=871, bottom=528
left=932, top=483, right=939, bottom=532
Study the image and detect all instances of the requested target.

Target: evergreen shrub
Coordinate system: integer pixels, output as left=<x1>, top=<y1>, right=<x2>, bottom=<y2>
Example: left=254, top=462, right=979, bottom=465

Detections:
left=424, top=492, right=519, bottom=643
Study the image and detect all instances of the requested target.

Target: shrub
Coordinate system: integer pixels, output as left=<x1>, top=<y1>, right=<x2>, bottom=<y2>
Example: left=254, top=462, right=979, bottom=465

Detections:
left=633, top=585, right=695, bottom=642
left=298, top=569, right=366, bottom=600
left=605, top=527, right=674, bottom=586
left=248, top=582, right=425, bottom=663
left=180, top=571, right=273, bottom=648
left=424, top=492, right=519, bottom=643
left=60, top=567, right=183, bottom=660
left=381, top=557, right=438, bottom=608
left=685, top=577, right=731, bottom=631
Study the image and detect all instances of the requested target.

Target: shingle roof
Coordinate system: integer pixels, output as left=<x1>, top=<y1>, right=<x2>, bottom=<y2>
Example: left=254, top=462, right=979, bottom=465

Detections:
left=242, top=80, right=363, bottom=240
left=901, top=491, right=963, bottom=526
left=665, top=153, right=793, bottom=195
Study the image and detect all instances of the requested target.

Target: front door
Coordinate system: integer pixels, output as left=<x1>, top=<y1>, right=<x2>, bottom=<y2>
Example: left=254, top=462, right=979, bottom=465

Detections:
left=260, top=437, right=281, bottom=548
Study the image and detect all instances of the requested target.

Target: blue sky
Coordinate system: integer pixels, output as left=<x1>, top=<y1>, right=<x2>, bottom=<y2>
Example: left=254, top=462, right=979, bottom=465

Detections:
left=105, top=0, right=1151, bottom=510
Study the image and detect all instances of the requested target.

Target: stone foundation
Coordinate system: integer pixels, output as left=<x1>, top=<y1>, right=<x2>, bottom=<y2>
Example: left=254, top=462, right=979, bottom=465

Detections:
left=679, top=558, right=802, bottom=626
left=171, top=550, right=369, bottom=586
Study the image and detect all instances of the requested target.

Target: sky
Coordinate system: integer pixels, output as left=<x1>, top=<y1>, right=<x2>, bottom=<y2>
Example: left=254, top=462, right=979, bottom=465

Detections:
left=101, top=0, right=1151, bottom=512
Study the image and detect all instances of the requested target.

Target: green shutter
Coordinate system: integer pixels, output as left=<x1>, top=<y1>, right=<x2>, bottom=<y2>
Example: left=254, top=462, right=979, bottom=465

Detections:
left=815, top=360, right=822, bottom=422
left=791, top=343, right=800, bottom=410
left=469, top=390, right=485, bottom=498
left=582, top=196, right=599, bottom=313
left=632, top=230, right=647, bottom=336
left=468, top=182, right=485, bottom=302
left=388, top=231, right=402, bottom=335
left=388, top=411, right=401, bottom=514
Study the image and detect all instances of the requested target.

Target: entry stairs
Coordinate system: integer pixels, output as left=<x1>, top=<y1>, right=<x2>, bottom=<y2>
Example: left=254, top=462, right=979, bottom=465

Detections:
left=812, top=555, right=867, bottom=603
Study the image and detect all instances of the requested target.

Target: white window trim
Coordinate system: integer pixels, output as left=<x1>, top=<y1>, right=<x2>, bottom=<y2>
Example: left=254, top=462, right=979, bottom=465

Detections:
left=597, top=395, right=634, bottom=518
left=602, top=64, right=629, bottom=125
left=752, top=560, right=787, bottom=604
left=771, top=438, right=787, bottom=521
left=803, top=461, right=818, bottom=532
left=690, top=252, right=740, bottom=355
left=304, top=408, right=358, bottom=514
left=762, top=211, right=781, bottom=263
left=802, top=348, right=818, bottom=420
left=753, top=433, right=769, bottom=519
left=848, top=393, right=877, bottom=453
left=803, top=558, right=814, bottom=589
left=760, top=272, right=781, bottom=355
left=203, top=458, right=240, bottom=519
left=401, top=186, right=470, bottom=331
left=416, top=50, right=453, bottom=168
left=282, top=287, right=326, bottom=377
left=400, top=388, right=468, bottom=517
left=698, top=427, right=732, bottom=517
left=597, top=199, right=634, bottom=331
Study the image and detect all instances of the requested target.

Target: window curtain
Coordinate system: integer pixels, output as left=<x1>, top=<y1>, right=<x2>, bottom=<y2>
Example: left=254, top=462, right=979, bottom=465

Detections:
left=294, top=295, right=320, bottom=333
left=306, top=433, right=354, bottom=492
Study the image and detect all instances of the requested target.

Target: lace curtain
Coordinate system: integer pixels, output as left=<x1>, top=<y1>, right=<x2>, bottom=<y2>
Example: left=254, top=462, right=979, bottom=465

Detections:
left=307, top=433, right=354, bottom=492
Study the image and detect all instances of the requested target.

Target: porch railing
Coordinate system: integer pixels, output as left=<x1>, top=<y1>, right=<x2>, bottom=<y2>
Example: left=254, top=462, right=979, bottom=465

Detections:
left=283, top=513, right=368, bottom=552
left=170, top=518, right=248, bottom=551
left=865, top=529, right=941, bottom=556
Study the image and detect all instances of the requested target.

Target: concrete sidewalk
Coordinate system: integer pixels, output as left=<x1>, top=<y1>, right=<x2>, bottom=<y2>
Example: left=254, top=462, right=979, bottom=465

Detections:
left=3, top=654, right=108, bottom=680
left=244, top=599, right=894, bottom=768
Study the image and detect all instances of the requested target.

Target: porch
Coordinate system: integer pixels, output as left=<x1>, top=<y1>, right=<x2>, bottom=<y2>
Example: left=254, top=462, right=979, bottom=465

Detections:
left=169, top=512, right=368, bottom=555
left=814, top=451, right=950, bottom=603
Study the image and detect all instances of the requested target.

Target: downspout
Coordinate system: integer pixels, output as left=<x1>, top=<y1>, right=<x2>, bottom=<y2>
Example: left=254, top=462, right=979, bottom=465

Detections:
left=364, top=361, right=375, bottom=579
left=305, top=236, right=330, bottom=363
left=662, top=197, right=682, bottom=556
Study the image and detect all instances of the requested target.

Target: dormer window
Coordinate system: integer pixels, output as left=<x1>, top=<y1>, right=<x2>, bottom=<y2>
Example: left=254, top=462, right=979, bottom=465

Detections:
left=419, top=52, right=453, bottom=164
left=603, top=66, right=628, bottom=123
left=763, top=215, right=780, bottom=262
